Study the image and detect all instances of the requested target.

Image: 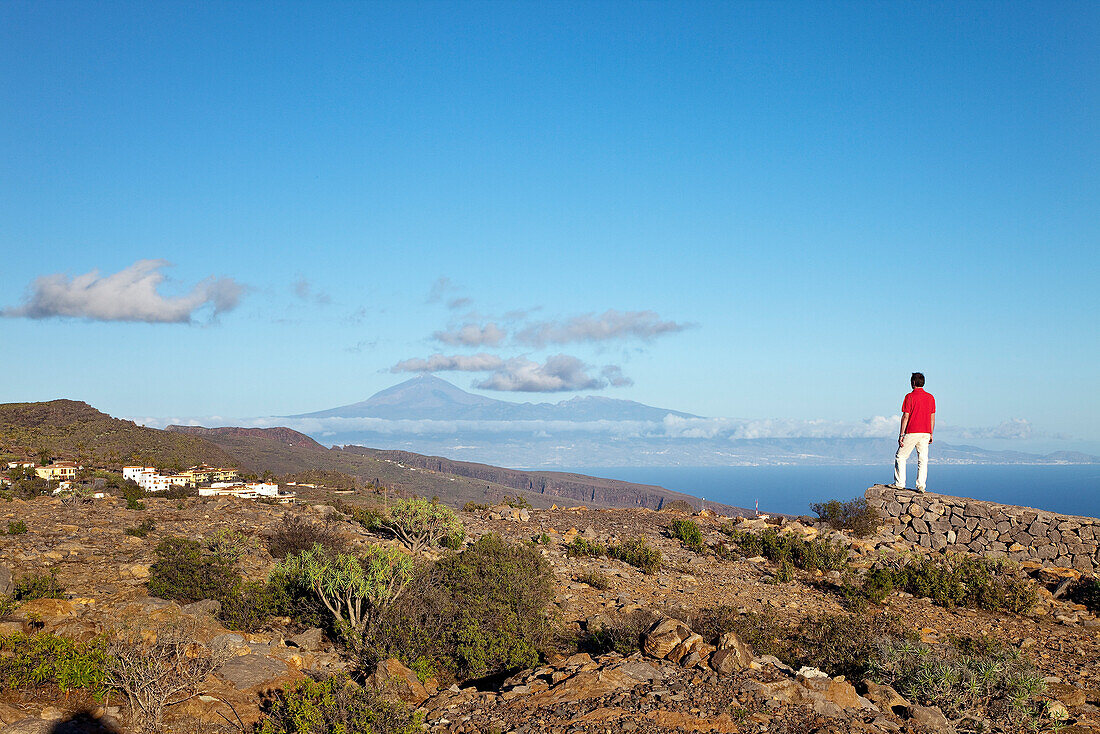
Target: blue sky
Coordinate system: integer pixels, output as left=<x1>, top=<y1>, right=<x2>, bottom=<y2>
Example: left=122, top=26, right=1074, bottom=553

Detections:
left=1, top=1, right=1097, bottom=452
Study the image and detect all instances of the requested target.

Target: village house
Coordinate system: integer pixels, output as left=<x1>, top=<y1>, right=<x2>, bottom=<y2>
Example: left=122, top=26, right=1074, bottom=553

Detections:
left=173, top=465, right=239, bottom=487
left=198, top=481, right=293, bottom=501
left=122, top=465, right=178, bottom=493
left=34, top=461, right=79, bottom=482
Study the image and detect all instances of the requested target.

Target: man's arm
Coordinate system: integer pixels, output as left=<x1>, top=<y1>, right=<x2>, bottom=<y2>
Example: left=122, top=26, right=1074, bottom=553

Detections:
left=899, top=413, right=910, bottom=447
left=929, top=413, right=935, bottom=443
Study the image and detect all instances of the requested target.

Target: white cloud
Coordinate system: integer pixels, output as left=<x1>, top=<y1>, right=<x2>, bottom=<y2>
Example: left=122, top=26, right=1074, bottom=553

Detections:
left=516, top=309, right=692, bottom=346
left=391, top=353, right=506, bottom=373
left=601, top=365, right=634, bottom=387
left=391, top=352, right=632, bottom=393
left=660, top=414, right=901, bottom=440
left=947, top=418, right=1033, bottom=440
left=473, top=354, right=608, bottom=392
left=433, top=322, right=506, bottom=347
left=2, top=259, right=244, bottom=323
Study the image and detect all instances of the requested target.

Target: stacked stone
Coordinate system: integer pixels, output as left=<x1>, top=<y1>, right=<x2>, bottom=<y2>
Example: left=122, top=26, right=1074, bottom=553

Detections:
left=865, top=484, right=1100, bottom=574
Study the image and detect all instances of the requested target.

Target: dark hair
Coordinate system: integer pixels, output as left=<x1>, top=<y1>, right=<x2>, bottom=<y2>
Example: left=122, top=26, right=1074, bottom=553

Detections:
left=911, top=372, right=925, bottom=388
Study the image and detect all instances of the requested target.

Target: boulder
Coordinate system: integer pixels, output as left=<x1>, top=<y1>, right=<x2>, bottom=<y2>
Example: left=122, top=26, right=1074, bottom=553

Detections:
left=906, top=704, right=955, bottom=732
left=705, top=630, right=751, bottom=670
left=526, top=660, right=659, bottom=706
left=861, top=680, right=910, bottom=712
left=709, top=648, right=749, bottom=675
left=366, top=658, right=429, bottom=705
left=0, top=566, right=12, bottom=597
left=289, top=627, right=325, bottom=652
left=216, top=654, right=294, bottom=691
left=666, top=633, right=704, bottom=664
left=797, top=674, right=862, bottom=709
left=642, top=618, right=692, bottom=659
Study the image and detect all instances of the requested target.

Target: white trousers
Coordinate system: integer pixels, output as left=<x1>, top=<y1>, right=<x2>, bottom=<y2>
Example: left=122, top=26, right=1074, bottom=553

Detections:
left=894, top=432, right=931, bottom=490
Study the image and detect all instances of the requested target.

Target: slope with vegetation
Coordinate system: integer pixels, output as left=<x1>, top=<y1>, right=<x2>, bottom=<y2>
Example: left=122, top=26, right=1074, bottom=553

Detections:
left=0, top=400, right=235, bottom=469
left=2, top=483, right=1098, bottom=734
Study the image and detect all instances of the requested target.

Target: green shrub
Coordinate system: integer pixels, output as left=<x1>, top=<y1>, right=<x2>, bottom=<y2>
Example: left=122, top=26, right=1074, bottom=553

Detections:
left=10, top=477, right=49, bottom=499
left=219, top=581, right=280, bottom=632
left=342, top=503, right=388, bottom=532
left=12, top=572, right=65, bottom=601
left=431, top=533, right=553, bottom=678
left=857, top=554, right=1038, bottom=614
left=364, top=533, right=554, bottom=681
left=810, top=498, right=881, bottom=537
left=564, top=536, right=604, bottom=558
left=771, top=559, right=796, bottom=583
left=668, top=519, right=705, bottom=553
left=125, top=518, right=157, bottom=538
left=870, top=635, right=1045, bottom=727
left=276, top=543, right=413, bottom=635
left=126, top=497, right=146, bottom=511
left=577, top=569, right=610, bottom=590
left=6, top=520, right=27, bottom=535
left=461, top=501, right=487, bottom=513
left=147, top=537, right=240, bottom=603
left=267, top=570, right=326, bottom=632
left=267, top=514, right=344, bottom=559
left=439, top=528, right=465, bottom=550
left=725, top=611, right=907, bottom=681
left=0, top=632, right=106, bottom=694
left=384, top=498, right=463, bottom=553
left=724, top=528, right=848, bottom=572
left=501, top=495, right=532, bottom=510
left=607, top=537, right=661, bottom=575
left=256, top=673, right=422, bottom=734
left=206, top=528, right=252, bottom=565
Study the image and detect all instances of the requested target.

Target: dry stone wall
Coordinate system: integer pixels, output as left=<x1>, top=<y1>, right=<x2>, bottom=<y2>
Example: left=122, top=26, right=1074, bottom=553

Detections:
left=865, top=484, right=1100, bottom=574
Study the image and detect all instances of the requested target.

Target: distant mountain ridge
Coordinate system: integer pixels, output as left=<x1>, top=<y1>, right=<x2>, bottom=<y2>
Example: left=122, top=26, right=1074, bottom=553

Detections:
left=280, top=376, right=1098, bottom=467
left=293, top=374, right=698, bottom=422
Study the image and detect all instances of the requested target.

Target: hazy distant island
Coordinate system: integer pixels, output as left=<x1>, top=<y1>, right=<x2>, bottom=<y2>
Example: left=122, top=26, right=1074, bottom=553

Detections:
left=265, top=375, right=1097, bottom=469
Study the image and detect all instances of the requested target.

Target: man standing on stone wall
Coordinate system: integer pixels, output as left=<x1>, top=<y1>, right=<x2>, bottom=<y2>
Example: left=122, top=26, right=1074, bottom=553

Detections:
left=889, top=372, right=936, bottom=492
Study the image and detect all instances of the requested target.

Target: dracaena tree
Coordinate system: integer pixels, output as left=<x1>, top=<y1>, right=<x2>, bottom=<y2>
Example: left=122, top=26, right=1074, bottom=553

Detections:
left=384, top=498, right=463, bottom=553
left=275, top=543, right=412, bottom=634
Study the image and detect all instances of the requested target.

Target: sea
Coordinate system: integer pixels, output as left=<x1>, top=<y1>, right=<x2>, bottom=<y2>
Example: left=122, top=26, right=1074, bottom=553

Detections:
left=566, top=465, right=1100, bottom=519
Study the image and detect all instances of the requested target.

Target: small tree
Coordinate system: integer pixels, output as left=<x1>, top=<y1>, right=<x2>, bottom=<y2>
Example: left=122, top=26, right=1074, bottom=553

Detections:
left=384, top=498, right=462, bottom=553
left=275, top=543, right=412, bottom=635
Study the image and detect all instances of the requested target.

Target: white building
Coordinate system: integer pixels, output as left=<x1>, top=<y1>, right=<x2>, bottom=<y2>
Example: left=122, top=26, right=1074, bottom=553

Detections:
left=122, top=466, right=156, bottom=483
left=123, top=466, right=174, bottom=493
left=198, top=482, right=287, bottom=500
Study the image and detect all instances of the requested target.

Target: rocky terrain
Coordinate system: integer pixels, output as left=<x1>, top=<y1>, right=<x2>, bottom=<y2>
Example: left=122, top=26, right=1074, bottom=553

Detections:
left=1, top=492, right=1098, bottom=734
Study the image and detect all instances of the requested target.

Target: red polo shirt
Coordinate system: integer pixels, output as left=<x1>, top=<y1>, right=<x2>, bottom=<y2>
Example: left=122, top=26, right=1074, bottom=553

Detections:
left=902, top=388, right=936, bottom=434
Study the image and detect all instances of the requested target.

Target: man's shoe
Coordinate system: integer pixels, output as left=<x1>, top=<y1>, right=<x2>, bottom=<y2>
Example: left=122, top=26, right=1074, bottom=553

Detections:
left=884, top=484, right=904, bottom=490
left=915, top=486, right=927, bottom=493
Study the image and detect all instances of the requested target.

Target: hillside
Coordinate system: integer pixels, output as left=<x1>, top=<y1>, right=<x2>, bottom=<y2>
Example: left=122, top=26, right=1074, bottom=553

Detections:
left=1, top=492, right=1097, bottom=733
left=167, top=424, right=752, bottom=514
left=341, top=446, right=749, bottom=513
left=0, top=399, right=235, bottom=469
